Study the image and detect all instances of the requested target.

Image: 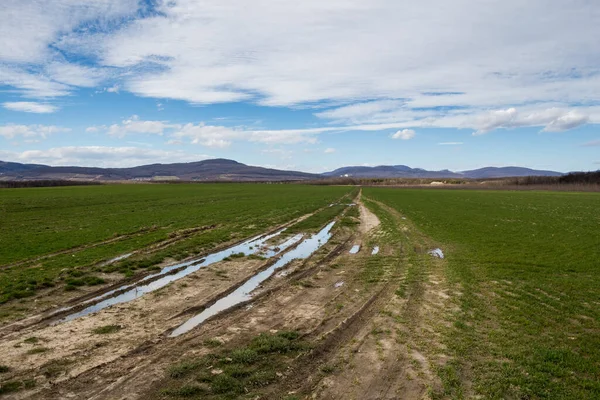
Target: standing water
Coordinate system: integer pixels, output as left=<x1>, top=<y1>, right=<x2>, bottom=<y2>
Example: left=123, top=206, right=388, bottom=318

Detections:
left=349, top=245, right=360, bottom=254
left=169, top=221, right=336, bottom=337
left=56, top=230, right=304, bottom=323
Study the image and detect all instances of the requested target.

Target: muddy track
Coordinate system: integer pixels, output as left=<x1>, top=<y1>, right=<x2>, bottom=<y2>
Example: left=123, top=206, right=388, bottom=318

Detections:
left=278, top=281, right=395, bottom=396
left=2, top=193, right=377, bottom=399
left=0, top=209, right=327, bottom=337
left=25, top=227, right=355, bottom=400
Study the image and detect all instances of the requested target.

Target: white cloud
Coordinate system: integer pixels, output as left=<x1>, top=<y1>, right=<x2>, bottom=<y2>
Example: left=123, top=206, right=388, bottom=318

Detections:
left=45, top=62, right=107, bottom=87
left=582, top=140, right=600, bottom=147
left=0, top=146, right=209, bottom=168
left=324, top=148, right=336, bottom=153
left=171, top=123, right=324, bottom=147
left=542, top=110, right=589, bottom=132
left=0, top=124, right=70, bottom=139
left=0, top=65, right=72, bottom=98
left=2, top=102, right=58, bottom=113
left=391, top=129, right=416, bottom=140
left=0, top=0, right=138, bottom=64
left=106, top=85, right=120, bottom=93
left=473, top=107, right=589, bottom=135
left=171, top=123, right=239, bottom=148
left=1, top=0, right=600, bottom=135
left=316, top=100, right=405, bottom=122
left=100, top=115, right=180, bottom=138
left=88, top=0, right=600, bottom=113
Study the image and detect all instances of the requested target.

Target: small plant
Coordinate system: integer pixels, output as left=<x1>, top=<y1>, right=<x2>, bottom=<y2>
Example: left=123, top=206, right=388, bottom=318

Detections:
left=23, top=337, right=39, bottom=344
left=0, top=381, right=22, bottom=394
left=92, top=325, right=122, bottom=334
left=26, top=347, right=49, bottom=355
left=162, top=384, right=207, bottom=397
left=230, top=348, right=259, bottom=364
left=320, top=364, right=336, bottom=374
left=203, top=338, right=223, bottom=348
left=0, top=365, right=10, bottom=373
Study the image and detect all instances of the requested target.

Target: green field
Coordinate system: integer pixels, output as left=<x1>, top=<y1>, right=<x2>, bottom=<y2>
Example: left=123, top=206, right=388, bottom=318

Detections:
left=1, top=184, right=599, bottom=399
left=365, top=188, right=600, bottom=399
left=0, top=184, right=353, bottom=305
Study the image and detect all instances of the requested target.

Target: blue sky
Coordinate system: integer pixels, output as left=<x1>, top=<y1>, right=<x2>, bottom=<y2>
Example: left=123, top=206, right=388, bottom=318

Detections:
left=1, top=0, right=599, bottom=173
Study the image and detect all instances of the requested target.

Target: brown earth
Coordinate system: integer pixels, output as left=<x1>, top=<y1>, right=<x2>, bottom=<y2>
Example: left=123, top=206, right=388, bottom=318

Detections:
left=0, top=194, right=458, bottom=400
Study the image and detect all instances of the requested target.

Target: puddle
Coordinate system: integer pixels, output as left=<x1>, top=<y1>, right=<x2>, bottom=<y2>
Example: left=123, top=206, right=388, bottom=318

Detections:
left=56, top=231, right=304, bottom=323
left=102, top=253, right=133, bottom=266
left=371, top=246, right=380, bottom=255
left=428, top=248, right=444, bottom=259
left=334, top=281, right=344, bottom=288
left=349, top=245, right=360, bottom=254
left=169, top=221, right=336, bottom=337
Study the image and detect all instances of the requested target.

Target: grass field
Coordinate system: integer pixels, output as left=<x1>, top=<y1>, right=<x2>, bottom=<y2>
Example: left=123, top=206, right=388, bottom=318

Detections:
left=0, top=184, right=353, bottom=305
left=1, top=184, right=598, bottom=399
left=365, top=188, right=600, bottom=399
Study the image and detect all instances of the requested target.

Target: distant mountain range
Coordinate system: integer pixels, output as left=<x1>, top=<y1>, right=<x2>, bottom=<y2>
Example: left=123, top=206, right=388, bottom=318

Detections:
left=0, top=159, right=317, bottom=182
left=0, top=159, right=564, bottom=182
left=324, top=165, right=564, bottom=179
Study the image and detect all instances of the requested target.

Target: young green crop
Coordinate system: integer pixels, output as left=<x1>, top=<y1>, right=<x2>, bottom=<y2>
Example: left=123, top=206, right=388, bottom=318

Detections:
left=364, top=188, right=600, bottom=399
left=0, top=184, right=352, bottom=307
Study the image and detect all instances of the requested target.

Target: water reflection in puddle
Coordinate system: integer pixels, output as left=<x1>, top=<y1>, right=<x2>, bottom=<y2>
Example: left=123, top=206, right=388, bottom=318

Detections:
left=349, top=245, right=360, bottom=254
left=169, top=221, right=336, bottom=337
left=101, top=253, right=133, bottom=266
left=371, top=246, right=380, bottom=255
left=428, top=248, right=444, bottom=259
left=56, top=230, right=304, bottom=323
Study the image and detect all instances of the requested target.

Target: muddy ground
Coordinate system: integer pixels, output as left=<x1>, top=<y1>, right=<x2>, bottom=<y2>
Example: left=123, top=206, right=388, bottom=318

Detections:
left=0, top=194, right=457, bottom=399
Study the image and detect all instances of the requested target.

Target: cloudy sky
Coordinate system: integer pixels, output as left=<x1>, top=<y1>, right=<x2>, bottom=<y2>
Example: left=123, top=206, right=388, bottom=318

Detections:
left=1, top=0, right=599, bottom=172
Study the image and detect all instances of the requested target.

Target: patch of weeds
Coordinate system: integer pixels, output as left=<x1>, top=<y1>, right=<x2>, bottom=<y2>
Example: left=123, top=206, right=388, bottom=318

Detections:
left=92, top=325, right=122, bottom=334
left=26, top=347, right=49, bottom=355
left=246, top=369, right=279, bottom=388
left=168, top=358, right=213, bottom=379
left=23, top=379, right=36, bottom=389
left=296, top=279, right=316, bottom=288
left=0, top=381, right=22, bottom=394
left=41, top=359, right=73, bottom=378
left=230, top=348, right=259, bottom=364
left=23, top=336, right=39, bottom=344
left=203, top=338, right=223, bottom=348
left=83, top=276, right=106, bottom=286
left=161, top=331, right=306, bottom=398
left=223, top=252, right=245, bottom=262
left=210, top=374, right=244, bottom=394
left=320, top=364, right=336, bottom=374
left=248, top=254, right=266, bottom=260
left=340, top=216, right=360, bottom=228
left=0, top=365, right=10, bottom=373
left=214, top=269, right=228, bottom=278
left=335, top=303, right=344, bottom=311
left=434, top=361, right=463, bottom=399
left=161, top=384, right=208, bottom=397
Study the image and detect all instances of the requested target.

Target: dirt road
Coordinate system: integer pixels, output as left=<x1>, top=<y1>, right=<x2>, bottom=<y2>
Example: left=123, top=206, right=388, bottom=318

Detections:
left=0, top=195, right=458, bottom=399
